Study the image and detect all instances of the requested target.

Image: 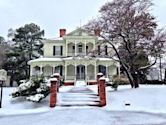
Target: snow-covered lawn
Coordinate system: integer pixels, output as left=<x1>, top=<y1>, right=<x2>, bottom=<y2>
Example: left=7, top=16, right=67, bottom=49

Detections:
left=104, top=85, right=166, bottom=114
left=1, top=85, right=166, bottom=125
left=0, top=87, right=50, bottom=116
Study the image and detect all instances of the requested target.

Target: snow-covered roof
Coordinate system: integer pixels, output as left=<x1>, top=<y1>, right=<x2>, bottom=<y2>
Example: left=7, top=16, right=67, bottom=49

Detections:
left=98, top=37, right=104, bottom=41
left=63, top=57, right=93, bottom=60
left=28, top=58, right=62, bottom=64
left=97, top=73, right=103, bottom=75
left=96, top=57, right=113, bottom=61
left=28, top=57, right=115, bottom=65
left=48, top=37, right=63, bottom=41
left=63, top=57, right=73, bottom=60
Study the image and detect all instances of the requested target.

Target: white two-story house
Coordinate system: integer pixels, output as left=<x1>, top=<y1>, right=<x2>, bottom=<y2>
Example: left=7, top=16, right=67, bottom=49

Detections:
left=28, top=28, right=120, bottom=85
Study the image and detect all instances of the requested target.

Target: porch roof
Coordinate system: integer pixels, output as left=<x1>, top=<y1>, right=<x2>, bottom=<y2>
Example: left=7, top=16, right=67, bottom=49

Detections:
left=28, top=57, right=114, bottom=63
left=28, top=57, right=118, bottom=67
left=96, top=57, right=113, bottom=61
left=28, top=57, right=62, bottom=64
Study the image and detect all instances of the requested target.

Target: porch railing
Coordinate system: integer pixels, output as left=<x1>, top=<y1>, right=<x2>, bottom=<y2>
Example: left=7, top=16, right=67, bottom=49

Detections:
left=67, top=52, right=88, bottom=57
left=65, top=75, right=96, bottom=81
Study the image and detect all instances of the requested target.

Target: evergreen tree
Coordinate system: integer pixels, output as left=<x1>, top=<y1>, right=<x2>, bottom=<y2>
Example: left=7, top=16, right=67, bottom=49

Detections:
left=0, top=36, right=5, bottom=44
left=3, top=23, right=44, bottom=85
left=0, top=36, right=9, bottom=69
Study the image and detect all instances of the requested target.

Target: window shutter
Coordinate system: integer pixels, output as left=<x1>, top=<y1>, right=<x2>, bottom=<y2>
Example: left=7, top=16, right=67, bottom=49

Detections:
left=53, top=46, right=56, bottom=56
left=60, top=46, right=63, bottom=56
left=60, top=65, right=63, bottom=76
left=72, top=46, right=75, bottom=53
left=98, top=45, right=100, bottom=55
left=99, top=65, right=101, bottom=72
left=105, top=45, right=108, bottom=55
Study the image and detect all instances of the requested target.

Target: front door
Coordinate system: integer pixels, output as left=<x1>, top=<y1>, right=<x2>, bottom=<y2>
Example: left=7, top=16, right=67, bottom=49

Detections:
left=76, top=65, right=85, bottom=80
left=99, top=65, right=106, bottom=76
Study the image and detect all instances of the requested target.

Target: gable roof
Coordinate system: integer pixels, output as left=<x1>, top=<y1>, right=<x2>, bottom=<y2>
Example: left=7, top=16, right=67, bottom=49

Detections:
left=66, top=27, right=94, bottom=37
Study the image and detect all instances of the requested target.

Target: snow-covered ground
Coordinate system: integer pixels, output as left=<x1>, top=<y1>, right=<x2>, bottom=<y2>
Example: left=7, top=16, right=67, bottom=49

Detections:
left=105, top=85, right=166, bottom=114
left=1, top=85, right=166, bottom=125
left=0, top=87, right=50, bottom=116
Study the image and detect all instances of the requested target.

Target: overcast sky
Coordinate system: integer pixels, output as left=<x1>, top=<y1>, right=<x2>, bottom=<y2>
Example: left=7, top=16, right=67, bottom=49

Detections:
left=0, top=0, right=166, bottom=39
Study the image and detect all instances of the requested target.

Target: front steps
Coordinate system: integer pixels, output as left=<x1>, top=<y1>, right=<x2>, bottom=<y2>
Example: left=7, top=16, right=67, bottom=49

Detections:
left=57, top=84, right=100, bottom=107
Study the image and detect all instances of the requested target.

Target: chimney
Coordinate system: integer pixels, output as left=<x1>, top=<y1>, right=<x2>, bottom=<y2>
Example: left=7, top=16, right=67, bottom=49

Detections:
left=94, top=29, right=100, bottom=36
left=59, top=29, right=66, bottom=37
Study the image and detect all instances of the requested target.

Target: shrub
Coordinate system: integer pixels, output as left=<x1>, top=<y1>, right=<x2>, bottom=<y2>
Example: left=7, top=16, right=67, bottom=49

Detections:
left=112, top=74, right=130, bottom=85
left=11, top=75, right=50, bottom=102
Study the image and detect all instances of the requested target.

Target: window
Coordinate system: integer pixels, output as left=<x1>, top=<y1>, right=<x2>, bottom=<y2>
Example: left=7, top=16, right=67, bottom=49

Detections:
left=54, top=66, right=63, bottom=76
left=78, top=44, right=83, bottom=53
left=99, top=65, right=106, bottom=75
left=53, top=46, right=62, bottom=56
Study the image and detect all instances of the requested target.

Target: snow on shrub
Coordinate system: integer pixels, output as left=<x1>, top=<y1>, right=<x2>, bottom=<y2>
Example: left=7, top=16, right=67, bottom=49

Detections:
left=11, top=76, right=50, bottom=102
left=26, top=94, right=45, bottom=102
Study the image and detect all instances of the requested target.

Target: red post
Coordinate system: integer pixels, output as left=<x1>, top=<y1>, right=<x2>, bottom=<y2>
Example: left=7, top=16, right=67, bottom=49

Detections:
left=52, top=73, right=60, bottom=92
left=49, top=78, right=57, bottom=108
left=97, top=73, right=103, bottom=95
left=99, top=77, right=106, bottom=106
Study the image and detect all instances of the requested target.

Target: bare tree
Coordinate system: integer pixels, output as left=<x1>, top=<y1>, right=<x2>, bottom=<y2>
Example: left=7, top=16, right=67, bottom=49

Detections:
left=85, top=0, right=166, bottom=88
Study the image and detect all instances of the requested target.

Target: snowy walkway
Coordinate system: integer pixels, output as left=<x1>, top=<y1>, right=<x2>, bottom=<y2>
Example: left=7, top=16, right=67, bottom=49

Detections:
left=57, top=81, right=100, bottom=106
left=1, top=109, right=166, bottom=125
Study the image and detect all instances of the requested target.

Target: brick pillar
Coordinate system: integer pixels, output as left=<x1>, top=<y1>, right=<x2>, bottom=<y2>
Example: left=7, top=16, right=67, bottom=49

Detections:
left=97, top=73, right=103, bottom=95
left=52, top=73, right=61, bottom=92
left=49, top=78, right=57, bottom=108
left=99, top=77, right=106, bottom=106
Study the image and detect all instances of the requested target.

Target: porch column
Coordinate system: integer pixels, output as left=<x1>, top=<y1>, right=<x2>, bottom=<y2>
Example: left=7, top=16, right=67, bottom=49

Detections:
left=75, top=63, right=77, bottom=76
left=52, top=66, right=55, bottom=74
left=40, top=65, right=43, bottom=75
left=106, top=65, right=108, bottom=78
left=94, top=63, right=97, bottom=79
left=93, top=42, right=95, bottom=50
left=118, top=64, right=120, bottom=78
left=65, top=64, right=67, bottom=80
left=66, top=42, right=68, bottom=56
left=75, top=42, right=76, bottom=56
left=30, top=65, right=33, bottom=76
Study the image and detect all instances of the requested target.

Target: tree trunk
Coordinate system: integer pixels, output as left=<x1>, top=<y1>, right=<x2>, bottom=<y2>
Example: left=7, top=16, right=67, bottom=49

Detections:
left=120, top=63, right=135, bottom=88
left=159, top=56, right=162, bottom=81
left=132, top=72, right=140, bottom=88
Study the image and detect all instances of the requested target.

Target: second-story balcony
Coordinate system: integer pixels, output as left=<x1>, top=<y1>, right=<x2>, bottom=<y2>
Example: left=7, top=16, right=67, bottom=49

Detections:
left=66, top=42, right=95, bottom=57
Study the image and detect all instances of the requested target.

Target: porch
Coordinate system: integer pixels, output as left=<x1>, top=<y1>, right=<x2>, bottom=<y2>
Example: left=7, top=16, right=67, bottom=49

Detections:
left=28, top=57, right=120, bottom=85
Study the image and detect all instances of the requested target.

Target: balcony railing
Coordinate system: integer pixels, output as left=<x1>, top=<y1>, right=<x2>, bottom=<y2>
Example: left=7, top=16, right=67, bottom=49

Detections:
left=67, top=52, right=89, bottom=57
